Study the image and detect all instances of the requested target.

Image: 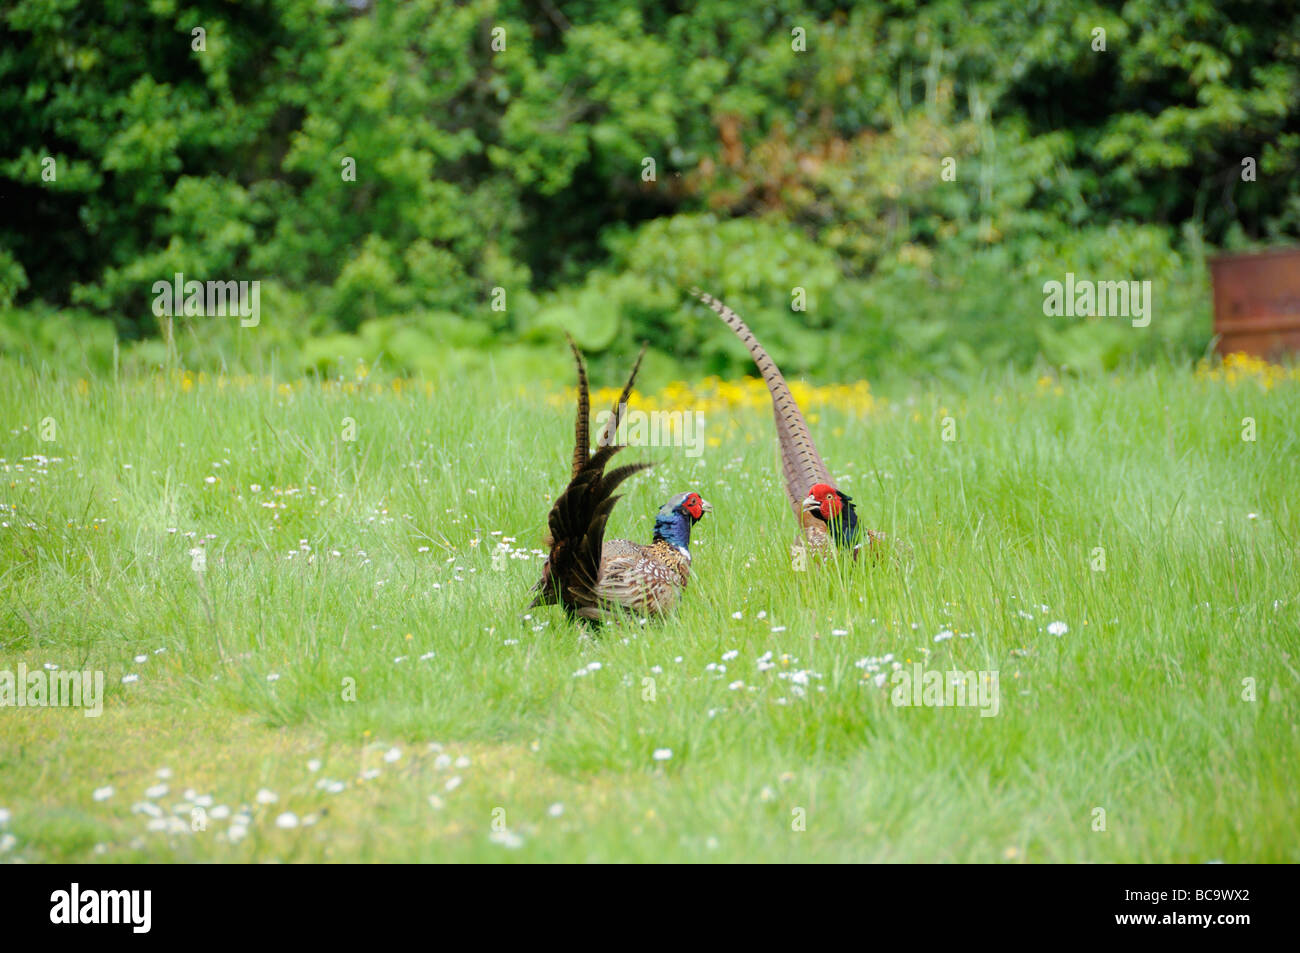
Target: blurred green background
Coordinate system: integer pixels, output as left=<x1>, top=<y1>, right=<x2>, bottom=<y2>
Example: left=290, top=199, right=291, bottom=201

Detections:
left=2, top=0, right=1298, bottom=385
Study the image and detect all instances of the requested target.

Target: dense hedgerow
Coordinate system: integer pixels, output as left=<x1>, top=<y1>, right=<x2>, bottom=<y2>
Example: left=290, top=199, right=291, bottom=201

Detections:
left=2, top=0, right=1298, bottom=380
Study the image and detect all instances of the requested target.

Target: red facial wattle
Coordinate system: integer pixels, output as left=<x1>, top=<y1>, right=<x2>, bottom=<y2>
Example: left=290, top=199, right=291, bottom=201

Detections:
left=808, top=483, right=842, bottom=519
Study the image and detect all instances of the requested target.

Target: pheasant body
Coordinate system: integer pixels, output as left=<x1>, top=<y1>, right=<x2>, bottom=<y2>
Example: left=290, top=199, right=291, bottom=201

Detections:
left=588, top=524, right=696, bottom=617
left=690, top=287, right=884, bottom=560
left=531, top=339, right=710, bottom=623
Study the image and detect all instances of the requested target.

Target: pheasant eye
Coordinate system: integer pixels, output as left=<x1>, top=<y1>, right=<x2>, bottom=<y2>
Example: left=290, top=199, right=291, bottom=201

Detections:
left=681, top=493, right=703, bottom=518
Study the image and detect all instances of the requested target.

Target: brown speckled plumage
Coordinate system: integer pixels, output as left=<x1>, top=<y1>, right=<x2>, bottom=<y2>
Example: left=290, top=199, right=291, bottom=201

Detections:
left=591, top=538, right=694, bottom=616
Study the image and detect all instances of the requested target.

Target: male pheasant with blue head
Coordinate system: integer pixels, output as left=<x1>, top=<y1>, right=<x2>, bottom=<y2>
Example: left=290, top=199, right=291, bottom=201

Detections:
left=689, top=288, right=889, bottom=561
left=530, top=337, right=711, bottom=623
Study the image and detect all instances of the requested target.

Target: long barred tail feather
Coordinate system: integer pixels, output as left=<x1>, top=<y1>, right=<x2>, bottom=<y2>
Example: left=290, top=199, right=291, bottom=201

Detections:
left=689, top=288, right=832, bottom=515
left=595, top=343, right=646, bottom=450
left=533, top=341, right=654, bottom=622
left=563, top=334, right=591, bottom=479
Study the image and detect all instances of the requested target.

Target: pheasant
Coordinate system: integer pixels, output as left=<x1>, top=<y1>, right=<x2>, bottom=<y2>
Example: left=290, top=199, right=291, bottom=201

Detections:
left=689, top=288, right=884, bottom=560
left=530, top=337, right=712, bottom=623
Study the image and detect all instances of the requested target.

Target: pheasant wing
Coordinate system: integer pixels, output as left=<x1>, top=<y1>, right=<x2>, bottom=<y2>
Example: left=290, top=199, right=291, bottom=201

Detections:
left=593, top=541, right=683, bottom=617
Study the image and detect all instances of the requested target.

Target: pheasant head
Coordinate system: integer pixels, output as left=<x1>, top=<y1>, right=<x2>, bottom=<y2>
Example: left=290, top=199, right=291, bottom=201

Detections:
left=800, top=482, right=859, bottom=547
left=653, top=491, right=712, bottom=552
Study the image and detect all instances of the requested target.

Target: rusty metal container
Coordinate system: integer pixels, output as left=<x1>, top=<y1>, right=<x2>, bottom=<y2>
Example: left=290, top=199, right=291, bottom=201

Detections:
left=1208, top=248, right=1300, bottom=358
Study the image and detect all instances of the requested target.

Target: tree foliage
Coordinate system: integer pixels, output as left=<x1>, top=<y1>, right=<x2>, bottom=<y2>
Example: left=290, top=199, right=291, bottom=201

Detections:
left=2, top=0, right=1297, bottom=378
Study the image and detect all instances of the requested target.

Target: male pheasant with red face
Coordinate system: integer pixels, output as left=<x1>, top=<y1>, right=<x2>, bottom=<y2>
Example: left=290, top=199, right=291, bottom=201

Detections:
left=690, top=288, right=884, bottom=560
left=531, top=338, right=712, bottom=623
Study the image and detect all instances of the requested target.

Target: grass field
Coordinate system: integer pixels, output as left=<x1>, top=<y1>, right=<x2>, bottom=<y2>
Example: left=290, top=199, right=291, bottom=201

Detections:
left=1, top=354, right=1297, bottom=862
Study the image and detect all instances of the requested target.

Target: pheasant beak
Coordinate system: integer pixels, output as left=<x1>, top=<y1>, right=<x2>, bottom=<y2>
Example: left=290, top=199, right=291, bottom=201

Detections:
left=699, top=498, right=713, bottom=515
left=800, top=493, right=820, bottom=513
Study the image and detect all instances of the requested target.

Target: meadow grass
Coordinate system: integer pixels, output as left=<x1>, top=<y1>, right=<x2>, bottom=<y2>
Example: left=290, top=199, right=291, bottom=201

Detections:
left=0, top=356, right=1296, bottom=862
